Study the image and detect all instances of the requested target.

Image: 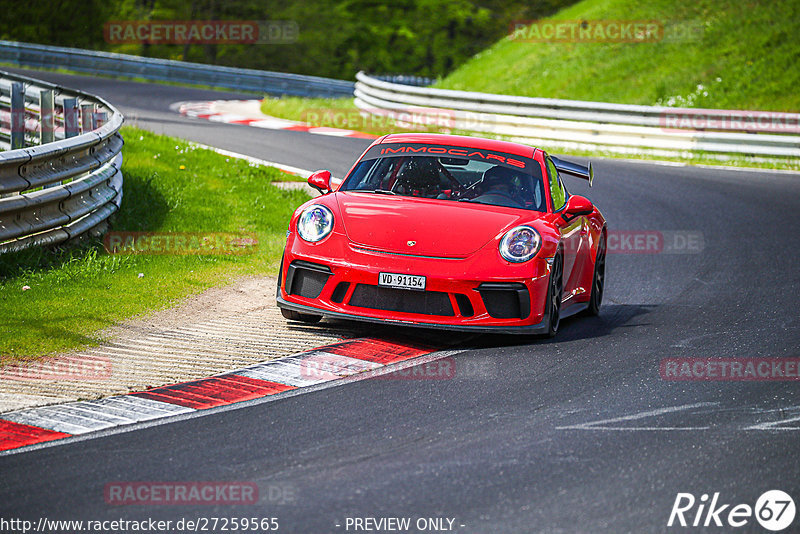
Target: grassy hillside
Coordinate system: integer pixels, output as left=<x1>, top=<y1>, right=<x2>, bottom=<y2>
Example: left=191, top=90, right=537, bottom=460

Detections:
left=438, top=0, right=800, bottom=112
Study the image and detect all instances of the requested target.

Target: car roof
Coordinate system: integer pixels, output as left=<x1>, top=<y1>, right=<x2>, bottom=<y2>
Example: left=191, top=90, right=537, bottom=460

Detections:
left=379, top=133, right=538, bottom=159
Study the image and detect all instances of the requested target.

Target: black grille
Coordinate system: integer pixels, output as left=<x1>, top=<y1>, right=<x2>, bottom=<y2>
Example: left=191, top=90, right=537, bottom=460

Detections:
left=478, top=283, right=530, bottom=319
left=286, top=261, right=331, bottom=299
left=349, top=284, right=454, bottom=316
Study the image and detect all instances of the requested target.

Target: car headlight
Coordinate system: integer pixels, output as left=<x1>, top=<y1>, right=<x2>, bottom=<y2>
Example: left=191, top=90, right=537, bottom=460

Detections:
left=297, top=204, right=334, bottom=242
left=499, top=225, right=541, bottom=262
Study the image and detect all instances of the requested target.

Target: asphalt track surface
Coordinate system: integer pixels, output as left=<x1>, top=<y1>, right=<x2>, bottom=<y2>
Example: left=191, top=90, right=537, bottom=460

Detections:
left=2, top=68, right=800, bottom=533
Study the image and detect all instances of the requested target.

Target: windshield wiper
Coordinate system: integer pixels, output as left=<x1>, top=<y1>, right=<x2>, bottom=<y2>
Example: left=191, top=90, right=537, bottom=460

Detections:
left=366, top=189, right=396, bottom=195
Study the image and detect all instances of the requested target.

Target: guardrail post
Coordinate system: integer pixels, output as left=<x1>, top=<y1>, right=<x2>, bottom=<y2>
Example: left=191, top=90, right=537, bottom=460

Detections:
left=80, top=103, right=95, bottom=133
left=39, top=89, right=55, bottom=145
left=38, top=90, right=59, bottom=189
left=10, top=82, right=25, bottom=149
left=63, top=98, right=79, bottom=138
left=94, top=111, right=108, bottom=128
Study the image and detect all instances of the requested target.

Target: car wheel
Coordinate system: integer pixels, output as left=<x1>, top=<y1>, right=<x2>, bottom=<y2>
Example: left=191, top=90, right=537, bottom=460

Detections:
left=545, top=252, right=563, bottom=337
left=280, top=307, right=322, bottom=323
left=586, top=234, right=606, bottom=316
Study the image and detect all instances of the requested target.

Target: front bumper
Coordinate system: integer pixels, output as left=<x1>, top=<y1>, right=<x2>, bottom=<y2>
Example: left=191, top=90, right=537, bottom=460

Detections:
left=277, top=296, right=550, bottom=335
left=277, top=236, right=553, bottom=335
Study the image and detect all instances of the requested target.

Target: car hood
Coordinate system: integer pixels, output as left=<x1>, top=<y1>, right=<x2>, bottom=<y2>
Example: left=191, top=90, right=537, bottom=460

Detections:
left=334, top=192, right=529, bottom=257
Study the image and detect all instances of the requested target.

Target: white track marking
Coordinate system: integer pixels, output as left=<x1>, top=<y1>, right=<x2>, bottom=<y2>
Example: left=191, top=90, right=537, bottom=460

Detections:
left=744, top=407, right=800, bottom=430
left=4, top=406, right=117, bottom=434
left=556, top=402, right=719, bottom=431
left=3, top=396, right=196, bottom=435
left=234, top=358, right=338, bottom=386
left=89, top=396, right=194, bottom=419
left=249, top=118, right=299, bottom=129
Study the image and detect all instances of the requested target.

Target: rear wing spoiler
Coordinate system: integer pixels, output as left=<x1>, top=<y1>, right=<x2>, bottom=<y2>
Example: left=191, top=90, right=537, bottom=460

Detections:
left=551, top=156, right=594, bottom=187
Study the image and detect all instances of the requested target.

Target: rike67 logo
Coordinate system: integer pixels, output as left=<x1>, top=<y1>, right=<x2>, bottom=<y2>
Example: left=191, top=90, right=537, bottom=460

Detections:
left=668, top=490, right=796, bottom=531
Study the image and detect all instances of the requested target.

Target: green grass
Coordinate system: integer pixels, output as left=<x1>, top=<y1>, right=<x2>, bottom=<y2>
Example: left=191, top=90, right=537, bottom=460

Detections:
left=0, top=126, right=310, bottom=361
left=437, top=0, right=800, bottom=112
left=261, top=97, right=356, bottom=122
left=260, top=97, right=453, bottom=137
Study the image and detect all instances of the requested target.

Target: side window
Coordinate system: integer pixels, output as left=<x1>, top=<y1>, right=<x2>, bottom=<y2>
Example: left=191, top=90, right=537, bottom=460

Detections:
left=546, top=157, right=566, bottom=211
left=343, top=159, right=378, bottom=190
left=559, top=175, right=570, bottom=205
left=531, top=176, right=545, bottom=212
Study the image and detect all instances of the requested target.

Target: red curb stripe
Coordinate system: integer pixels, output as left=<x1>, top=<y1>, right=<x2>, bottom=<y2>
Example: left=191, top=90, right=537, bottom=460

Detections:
left=0, top=420, right=71, bottom=452
left=132, top=375, right=295, bottom=410
left=283, top=125, right=313, bottom=132
left=229, top=118, right=258, bottom=125
left=315, top=338, right=434, bottom=365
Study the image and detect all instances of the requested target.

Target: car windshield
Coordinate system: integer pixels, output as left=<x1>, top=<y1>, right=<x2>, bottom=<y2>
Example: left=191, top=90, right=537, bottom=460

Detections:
left=340, top=149, right=546, bottom=212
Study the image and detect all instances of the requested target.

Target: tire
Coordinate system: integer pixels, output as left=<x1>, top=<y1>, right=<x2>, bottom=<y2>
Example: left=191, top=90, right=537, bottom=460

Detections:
left=545, top=252, right=563, bottom=338
left=280, top=307, right=322, bottom=323
left=586, top=234, right=606, bottom=316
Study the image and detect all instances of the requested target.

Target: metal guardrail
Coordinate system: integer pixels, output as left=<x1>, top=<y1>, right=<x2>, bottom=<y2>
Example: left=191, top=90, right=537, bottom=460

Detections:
left=0, top=40, right=354, bottom=98
left=372, top=74, right=434, bottom=87
left=0, top=69, right=124, bottom=254
left=354, top=72, right=800, bottom=158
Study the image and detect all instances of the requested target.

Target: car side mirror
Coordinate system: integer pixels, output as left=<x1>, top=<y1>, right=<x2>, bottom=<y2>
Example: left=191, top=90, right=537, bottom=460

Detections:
left=308, top=170, right=332, bottom=194
left=562, top=195, right=594, bottom=221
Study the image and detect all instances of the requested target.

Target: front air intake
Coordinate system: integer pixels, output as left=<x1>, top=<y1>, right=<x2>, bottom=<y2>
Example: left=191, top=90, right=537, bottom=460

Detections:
left=348, top=285, right=454, bottom=316
left=477, top=283, right=531, bottom=319
left=330, top=282, right=351, bottom=303
left=286, top=261, right=331, bottom=299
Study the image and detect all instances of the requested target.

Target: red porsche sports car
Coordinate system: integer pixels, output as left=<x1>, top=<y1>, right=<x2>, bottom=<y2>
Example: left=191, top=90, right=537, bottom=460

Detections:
left=277, top=133, right=606, bottom=336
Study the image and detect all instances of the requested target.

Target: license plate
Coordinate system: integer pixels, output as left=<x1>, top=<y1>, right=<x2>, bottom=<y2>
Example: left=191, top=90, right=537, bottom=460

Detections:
left=378, top=272, right=426, bottom=291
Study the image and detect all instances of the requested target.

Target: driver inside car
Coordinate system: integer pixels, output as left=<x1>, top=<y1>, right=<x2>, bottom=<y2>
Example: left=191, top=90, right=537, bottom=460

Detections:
left=478, top=165, right=525, bottom=205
